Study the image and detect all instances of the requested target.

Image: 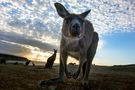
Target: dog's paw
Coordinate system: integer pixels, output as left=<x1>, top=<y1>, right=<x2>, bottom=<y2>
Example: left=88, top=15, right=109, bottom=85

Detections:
left=82, top=81, right=90, bottom=90
left=39, top=80, right=46, bottom=86
left=39, top=78, right=64, bottom=86
left=66, top=72, right=72, bottom=79
left=73, top=72, right=79, bottom=79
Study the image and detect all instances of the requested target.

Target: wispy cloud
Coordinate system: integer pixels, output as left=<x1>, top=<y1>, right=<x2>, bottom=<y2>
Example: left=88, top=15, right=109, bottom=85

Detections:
left=0, top=30, right=57, bottom=59
left=1, top=0, right=134, bottom=35
left=0, top=0, right=135, bottom=60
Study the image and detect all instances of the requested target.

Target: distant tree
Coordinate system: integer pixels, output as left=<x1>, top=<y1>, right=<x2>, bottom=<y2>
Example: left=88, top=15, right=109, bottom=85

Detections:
left=69, top=62, right=76, bottom=65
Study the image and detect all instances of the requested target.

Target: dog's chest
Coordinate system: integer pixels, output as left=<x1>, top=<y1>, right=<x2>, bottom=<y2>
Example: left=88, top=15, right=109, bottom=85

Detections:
left=68, top=51, right=80, bottom=58
left=64, top=38, right=81, bottom=58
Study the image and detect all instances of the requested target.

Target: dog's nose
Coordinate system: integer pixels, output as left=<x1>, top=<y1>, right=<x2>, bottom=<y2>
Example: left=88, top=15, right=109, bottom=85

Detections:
left=72, top=24, right=80, bottom=30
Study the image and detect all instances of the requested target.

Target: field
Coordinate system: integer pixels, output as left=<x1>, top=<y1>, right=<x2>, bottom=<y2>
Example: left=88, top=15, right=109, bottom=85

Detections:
left=0, top=64, right=135, bottom=90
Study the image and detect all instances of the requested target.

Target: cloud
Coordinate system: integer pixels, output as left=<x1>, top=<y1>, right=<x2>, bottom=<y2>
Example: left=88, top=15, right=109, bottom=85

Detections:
left=0, top=30, right=58, bottom=59
left=0, top=30, right=57, bottom=50
left=0, top=0, right=135, bottom=59
left=1, top=0, right=135, bottom=34
left=97, top=39, right=105, bottom=51
left=0, top=40, right=31, bottom=57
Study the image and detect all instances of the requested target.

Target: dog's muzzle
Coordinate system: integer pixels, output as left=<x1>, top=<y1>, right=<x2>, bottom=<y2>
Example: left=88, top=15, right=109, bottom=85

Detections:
left=70, top=23, right=81, bottom=37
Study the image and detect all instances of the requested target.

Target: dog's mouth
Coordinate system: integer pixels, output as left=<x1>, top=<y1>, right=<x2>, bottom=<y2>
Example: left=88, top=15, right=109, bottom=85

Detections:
left=70, top=30, right=80, bottom=37
left=66, top=23, right=85, bottom=38
left=70, top=26, right=84, bottom=38
left=71, top=22, right=85, bottom=37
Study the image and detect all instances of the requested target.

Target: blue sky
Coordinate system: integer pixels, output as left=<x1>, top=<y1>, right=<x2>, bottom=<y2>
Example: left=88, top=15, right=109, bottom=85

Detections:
left=0, top=0, right=135, bottom=65
left=94, top=32, right=135, bottom=65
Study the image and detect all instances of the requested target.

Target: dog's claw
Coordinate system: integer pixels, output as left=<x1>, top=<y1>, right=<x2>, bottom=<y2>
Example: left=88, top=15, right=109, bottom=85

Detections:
left=83, top=81, right=90, bottom=90
left=66, top=72, right=72, bottom=79
left=73, top=72, right=79, bottom=79
left=39, top=80, right=46, bottom=86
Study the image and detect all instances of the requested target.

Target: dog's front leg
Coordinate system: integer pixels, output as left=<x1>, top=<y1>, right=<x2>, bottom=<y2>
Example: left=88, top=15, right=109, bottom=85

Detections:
left=73, top=53, right=87, bottom=79
left=61, top=52, right=72, bottom=79
left=39, top=52, right=66, bottom=85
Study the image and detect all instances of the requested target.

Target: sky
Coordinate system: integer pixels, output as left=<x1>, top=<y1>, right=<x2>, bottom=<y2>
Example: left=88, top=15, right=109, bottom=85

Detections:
left=0, top=0, right=135, bottom=65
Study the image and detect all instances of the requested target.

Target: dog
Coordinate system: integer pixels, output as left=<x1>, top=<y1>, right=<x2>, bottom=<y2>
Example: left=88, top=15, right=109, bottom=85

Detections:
left=40, top=3, right=99, bottom=89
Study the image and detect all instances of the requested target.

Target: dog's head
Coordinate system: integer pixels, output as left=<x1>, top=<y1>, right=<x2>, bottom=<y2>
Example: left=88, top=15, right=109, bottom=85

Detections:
left=53, top=49, right=57, bottom=53
left=54, top=3, right=91, bottom=38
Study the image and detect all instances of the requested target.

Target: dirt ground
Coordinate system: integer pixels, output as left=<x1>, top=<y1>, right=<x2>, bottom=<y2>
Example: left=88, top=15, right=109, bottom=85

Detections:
left=0, top=64, right=135, bottom=90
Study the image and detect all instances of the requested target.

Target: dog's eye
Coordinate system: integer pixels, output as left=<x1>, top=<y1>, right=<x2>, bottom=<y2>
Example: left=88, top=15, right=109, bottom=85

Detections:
left=78, top=18, right=84, bottom=24
left=65, top=20, right=69, bottom=24
left=65, top=17, right=72, bottom=24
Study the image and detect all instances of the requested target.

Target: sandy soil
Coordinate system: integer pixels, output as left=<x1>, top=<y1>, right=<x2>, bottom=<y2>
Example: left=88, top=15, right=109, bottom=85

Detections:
left=0, top=64, right=135, bottom=90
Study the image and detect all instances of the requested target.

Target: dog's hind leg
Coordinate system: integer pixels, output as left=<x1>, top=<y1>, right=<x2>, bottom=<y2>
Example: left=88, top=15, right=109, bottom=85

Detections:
left=83, top=32, right=99, bottom=89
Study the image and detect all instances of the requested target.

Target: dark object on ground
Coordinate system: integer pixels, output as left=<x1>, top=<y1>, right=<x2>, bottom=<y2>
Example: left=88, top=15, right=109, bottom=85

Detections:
left=0, top=53, right=29, bottom=65
left=32, top=62, right=35, bottom=67
left=14, top=62, right=18, bottom=65
left=69, top=63, right=76, bottom=65
left=0, top=59, right=6, bottom=64
left=45, top=49, right=57, bottom=69
left=25, top=60, right=31, bottom=66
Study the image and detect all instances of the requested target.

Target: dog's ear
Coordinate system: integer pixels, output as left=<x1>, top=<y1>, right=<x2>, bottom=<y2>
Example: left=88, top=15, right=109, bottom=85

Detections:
left=80, top=10, right=91, bottom=18
left=54, top=3, right=70, bottom=18
left=53, top=49, right=57, bottom=52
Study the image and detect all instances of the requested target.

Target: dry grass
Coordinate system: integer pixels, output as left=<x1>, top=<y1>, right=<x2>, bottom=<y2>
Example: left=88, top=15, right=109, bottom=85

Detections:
left=0, top=64, right=135, bottom=90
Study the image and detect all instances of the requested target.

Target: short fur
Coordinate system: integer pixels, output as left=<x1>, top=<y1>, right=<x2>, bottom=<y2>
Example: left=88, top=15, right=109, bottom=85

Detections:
left=45, top=49, right=57, bottom=69
left=40, top=3, right=99, bottom=89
